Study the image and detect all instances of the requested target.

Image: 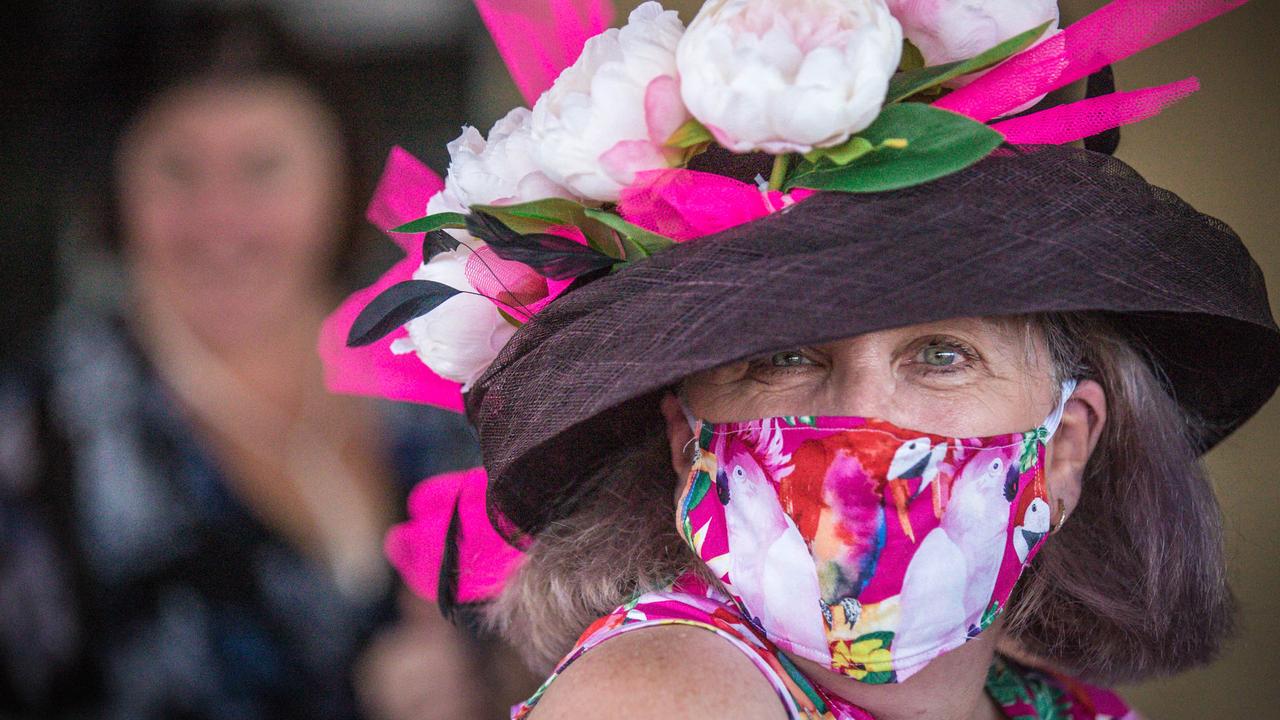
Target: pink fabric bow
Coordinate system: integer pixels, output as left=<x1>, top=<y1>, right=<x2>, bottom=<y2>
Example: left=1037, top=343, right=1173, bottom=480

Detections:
left=318, top=147, right=467, bottom=412
left=617, top=168, right=815, bottom=242
left=385, top=467, right=524, bottom=604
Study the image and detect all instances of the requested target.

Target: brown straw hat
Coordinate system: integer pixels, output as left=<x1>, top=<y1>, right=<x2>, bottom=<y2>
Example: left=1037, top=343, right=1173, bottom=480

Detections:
left=464, top=144, right=1280, bottom=539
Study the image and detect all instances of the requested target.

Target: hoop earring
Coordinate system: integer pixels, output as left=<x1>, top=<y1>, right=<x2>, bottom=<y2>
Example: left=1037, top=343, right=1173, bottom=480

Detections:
left=1050, top=498, right=1069, bottom=535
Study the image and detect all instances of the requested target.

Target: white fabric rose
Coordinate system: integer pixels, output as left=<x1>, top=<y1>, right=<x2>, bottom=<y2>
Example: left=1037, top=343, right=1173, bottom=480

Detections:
left=530, top=1, right=689, bottom=202
left=887, top=0, right=1059, bottom=85
left=391, top=247, right=517, bottom=388
left=430, top=106, right=574, bottom=215
left=676, top=0, right=902, bottom=155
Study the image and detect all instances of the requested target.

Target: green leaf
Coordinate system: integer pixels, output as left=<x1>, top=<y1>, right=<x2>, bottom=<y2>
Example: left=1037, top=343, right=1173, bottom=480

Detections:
left=784, top=104, right=1003, bottom=194
left=391, top=212, right=467, bottom=234
left=885, top=20, right=1052, bottom=104
left=899, top=38, right=926, bottom=73
left=666, top=117, right=715, bottom=148
left=583, top=208, right=676, bottom=259
left=686, top=471, right=712, bottom=512
left=803, top=136, right=875, bottom=166
left=470, top=198, right=591, bottom=234
left=471, top=198, right=617, bottom=256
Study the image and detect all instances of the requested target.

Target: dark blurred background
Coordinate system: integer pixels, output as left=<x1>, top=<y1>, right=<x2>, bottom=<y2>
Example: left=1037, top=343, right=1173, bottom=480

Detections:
left=1, top=0, right=1276, bottom=717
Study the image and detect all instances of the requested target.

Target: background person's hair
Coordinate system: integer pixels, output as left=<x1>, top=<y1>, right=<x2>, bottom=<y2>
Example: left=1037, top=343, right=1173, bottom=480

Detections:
left=486, top=311, right=1234, bottom=682
left=97, top=2, right=370, bottom=287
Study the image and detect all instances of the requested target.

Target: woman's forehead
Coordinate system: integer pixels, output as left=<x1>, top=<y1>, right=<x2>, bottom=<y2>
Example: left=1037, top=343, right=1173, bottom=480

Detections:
left=813, top=316, right=1033, bottom=351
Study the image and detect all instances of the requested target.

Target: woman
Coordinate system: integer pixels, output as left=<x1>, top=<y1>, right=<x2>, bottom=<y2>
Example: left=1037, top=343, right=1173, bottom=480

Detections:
left=0, top=4, right=511, bottom=719
left=337, top=1, right=1277, bottom=718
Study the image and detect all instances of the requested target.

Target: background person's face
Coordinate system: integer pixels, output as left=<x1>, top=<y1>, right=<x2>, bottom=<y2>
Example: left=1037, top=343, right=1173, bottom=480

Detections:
left=681, top=317, right=1058, bottom=438
left=117, top=77, right=346, bottom=344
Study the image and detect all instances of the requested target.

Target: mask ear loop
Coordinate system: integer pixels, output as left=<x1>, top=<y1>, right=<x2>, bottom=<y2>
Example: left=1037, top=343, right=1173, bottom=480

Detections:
left=677, top=395, right=701, bottom=459
left=1041, top=378, right=1079, bottom=440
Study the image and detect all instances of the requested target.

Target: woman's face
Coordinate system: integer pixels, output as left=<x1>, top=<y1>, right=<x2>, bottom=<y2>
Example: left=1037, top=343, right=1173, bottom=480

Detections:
left=681, top=317, right=1058, bottom=437
left=667, top=316, right=1107, bottom=564
left=117, top=77, right=346, bottom=345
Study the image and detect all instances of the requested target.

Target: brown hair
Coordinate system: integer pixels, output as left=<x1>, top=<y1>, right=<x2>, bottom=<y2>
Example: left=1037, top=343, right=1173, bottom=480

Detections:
left=488, top=312, right=1234, bottom=682
left=1002, top=312, right=1233, bottom=683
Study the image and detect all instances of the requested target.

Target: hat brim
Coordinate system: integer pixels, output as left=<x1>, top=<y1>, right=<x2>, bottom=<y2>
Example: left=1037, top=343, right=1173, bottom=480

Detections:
left=466, top=146, right=1280, bottom=538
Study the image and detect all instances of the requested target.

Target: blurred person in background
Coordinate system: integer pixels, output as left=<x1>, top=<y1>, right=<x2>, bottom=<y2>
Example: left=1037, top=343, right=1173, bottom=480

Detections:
left=0, top=3, right=530, bottom=718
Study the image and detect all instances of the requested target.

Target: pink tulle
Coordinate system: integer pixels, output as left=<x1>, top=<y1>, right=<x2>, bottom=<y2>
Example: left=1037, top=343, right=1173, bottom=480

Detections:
left=992, top=77, right=1200, bottom=145
left=935, top=0, right=1247, bottom=122
left=365, top=146, right=438, bottom=252
left=318, top=147, right=466, bottom=412
left=385, top=467, right=524, bottom=604
left=618, top=168, right=815, bottom=242
left=473, top=0, right=616, bottom=107
left=463, top=246, right=574, bottom=319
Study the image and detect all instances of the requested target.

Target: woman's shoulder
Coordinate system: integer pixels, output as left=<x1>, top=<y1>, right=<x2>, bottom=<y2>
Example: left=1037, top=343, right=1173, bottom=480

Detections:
left=525, top=622, right=791, bottom=720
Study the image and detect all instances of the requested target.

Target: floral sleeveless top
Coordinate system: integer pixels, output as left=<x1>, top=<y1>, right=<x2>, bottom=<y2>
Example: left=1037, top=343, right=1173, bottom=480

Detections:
left=512, top=574, right=1138, bottom=720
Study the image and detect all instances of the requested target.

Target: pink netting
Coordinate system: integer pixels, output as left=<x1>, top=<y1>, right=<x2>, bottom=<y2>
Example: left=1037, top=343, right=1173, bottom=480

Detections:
left=473, top=0, right=615, bottom=107
left=618, top=168, right=815, bottom=242
left=935, top=0, right=1247, bottom=122
left=992, top=77, right=1200, bottom=145
left=464, top=245, right=551, bottom=318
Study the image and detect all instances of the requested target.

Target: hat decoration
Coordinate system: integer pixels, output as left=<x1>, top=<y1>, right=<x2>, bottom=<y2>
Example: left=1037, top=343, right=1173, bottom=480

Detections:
left=315, top=0, right=1251, bottom=608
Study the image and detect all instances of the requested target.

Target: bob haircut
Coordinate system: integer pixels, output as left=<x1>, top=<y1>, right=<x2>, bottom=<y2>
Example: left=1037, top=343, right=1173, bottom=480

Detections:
left=96, top=2, right=370, bottom=286
left=485, top=311, right=1234, bottom=682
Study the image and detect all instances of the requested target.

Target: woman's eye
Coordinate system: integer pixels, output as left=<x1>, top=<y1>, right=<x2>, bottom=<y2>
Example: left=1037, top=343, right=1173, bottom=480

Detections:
left=243, top=153, right=286, bottom=182
left=921, top=345, right=960, bottom=367
left=908, top=338, right=978, bottom=375
left=770, top=350, right=813, bottom=367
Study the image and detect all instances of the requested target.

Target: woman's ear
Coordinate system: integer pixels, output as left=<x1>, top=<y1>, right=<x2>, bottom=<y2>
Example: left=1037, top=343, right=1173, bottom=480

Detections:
left=660, top=392, right=695, bottom=484
left=1046, top=379, right=1107, bottom=518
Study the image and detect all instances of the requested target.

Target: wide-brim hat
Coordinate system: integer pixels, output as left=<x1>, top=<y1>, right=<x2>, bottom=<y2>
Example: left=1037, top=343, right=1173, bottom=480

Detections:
left=465, top=144, right=1279, bottom=539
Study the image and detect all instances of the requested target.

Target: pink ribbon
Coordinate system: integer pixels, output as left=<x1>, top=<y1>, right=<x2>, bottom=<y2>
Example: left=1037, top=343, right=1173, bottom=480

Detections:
left=473, top=0, right=615, bottom=107
left=991, top=77, right=1200, bottom=146
left=936, top=0, right=1247, bottom=123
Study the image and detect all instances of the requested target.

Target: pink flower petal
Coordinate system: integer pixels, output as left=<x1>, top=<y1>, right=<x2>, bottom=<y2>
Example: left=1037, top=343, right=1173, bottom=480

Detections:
left=598, top=139, right=670, bottom=188
left=644, top=74, right=687, bottom=146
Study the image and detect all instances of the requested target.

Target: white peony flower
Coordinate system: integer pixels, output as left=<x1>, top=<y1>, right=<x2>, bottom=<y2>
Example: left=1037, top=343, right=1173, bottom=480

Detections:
left=391, top=247, right=517, bottom=388
left=530, top=1, right=690, bottom=202
left=887, top=0, right=1059, bottom=86
left=429, top=106, right=575, bottom=216
left=676, top=0, right=902, bottom=155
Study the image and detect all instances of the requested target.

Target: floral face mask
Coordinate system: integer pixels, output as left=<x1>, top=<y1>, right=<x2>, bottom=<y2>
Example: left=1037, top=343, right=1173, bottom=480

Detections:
left=677, top=381, right=1076, bottom=684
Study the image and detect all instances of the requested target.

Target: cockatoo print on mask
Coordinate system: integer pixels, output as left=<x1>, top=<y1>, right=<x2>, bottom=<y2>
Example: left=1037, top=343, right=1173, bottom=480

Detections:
left=678, top=381, right=1076, bottom=684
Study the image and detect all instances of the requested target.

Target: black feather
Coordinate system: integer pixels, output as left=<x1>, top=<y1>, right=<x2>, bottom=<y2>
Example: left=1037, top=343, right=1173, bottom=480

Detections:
left=437, top=495, right=463, bottom=622
left=423, top=229, right=461, bottom=262
left=346, top=280, right=460, bottom=347
left=466, top=211, right=616, bottom=280
left=1083, top=65, right=1121, bottom=156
